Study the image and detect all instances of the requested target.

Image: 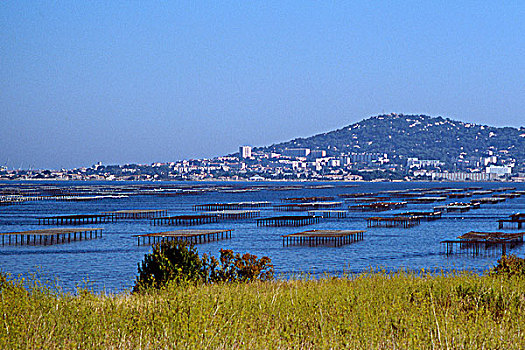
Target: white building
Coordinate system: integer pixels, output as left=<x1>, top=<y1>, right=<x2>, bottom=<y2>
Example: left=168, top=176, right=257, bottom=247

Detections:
left=239, top=146, right=252, bottom=159
left=329, top=159, right=341, bottom=167
left=486, top=165, right=512, bottom=175
left=483, top=156, right=498, bottom=166
left=292, top=161, right=307, bottom=170
left=407, top=158, right=444, bottom=169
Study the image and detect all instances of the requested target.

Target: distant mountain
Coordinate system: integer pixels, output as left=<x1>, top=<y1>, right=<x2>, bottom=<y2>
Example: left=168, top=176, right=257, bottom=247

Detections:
left=258, top=114, right=525, bottom=166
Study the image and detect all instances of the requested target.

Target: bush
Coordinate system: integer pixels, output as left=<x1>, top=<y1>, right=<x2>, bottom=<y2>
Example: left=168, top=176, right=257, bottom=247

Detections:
left=133, top=240, right=203, bottom=293
left=0, top=272, right=10, bottom=292
left=203, top=249, right=274, bottom=283
left=491, top=254, right=525, bottom=277
left=133, top=240, right=274, bottom=292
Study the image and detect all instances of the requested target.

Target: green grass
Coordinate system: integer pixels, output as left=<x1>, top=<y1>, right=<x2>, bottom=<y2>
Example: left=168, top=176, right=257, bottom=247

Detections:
left=1, top=271, right=525, bottom=349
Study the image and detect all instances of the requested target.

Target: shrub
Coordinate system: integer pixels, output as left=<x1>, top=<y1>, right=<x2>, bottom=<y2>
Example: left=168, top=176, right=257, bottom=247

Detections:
left=133, top=240, right=203, bottom=293
left=203, top=249, right=274, bottom=283
left=491, top=254, right=525, bottom=277
left=0, top=272, right=10, bottom=292
left=133, top=240, right=274, bottom=292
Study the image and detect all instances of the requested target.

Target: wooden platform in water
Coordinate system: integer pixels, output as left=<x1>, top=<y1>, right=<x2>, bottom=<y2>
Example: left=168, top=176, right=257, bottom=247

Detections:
left=53, top=195, right=124, bottom=202
left=471, top=197, right=505, bottom=204
left=471, top=190, right=494, bottom=195
left=510, top=213, right=525, bottom=220
left=307, top=210, right=348, bottom=218
left=151, top=214, right=218, bottom=226
left=193, top=201, right=270, bottom=211
left=0, top=228, right=103, bottom=246
left=457, top=231, right=525, bottom=241
left=406, top=197, right=447, bottom=204
left=349, top=202, right=407, bottom=212
left=366, top=216, right=420, bottom=228
left=268, top=185, right=304, bottom=191
left=394, top=211, right=442, bottom=221
left=344, top=197, right=391, bottom=203
left=494, top=193, right=521, bottom=199
left=103, top=209, right=167, bottom=219
left=135, top=229, right=233, bottom=245
left=257, top=215, right=320, bottom=227
left=282, top=196, right=335, bottom=202
left=282, top=229, right=365, bottom=247
left=395, top=192, right=426, bottom=198
left=498, top=219, right=525, bottom=229
left=493, top=187, right=516, bottom=192
left=0, top=196, right=25, bottom=205
left=447, top=192, right=473, bottom=198
left=38, top=214, right=108, bottom=225
left=274, top=202, right=342, bottom=211
left=338, top=192, right=378, bottom=198
left=202, top=210, right=260, bottom=220
left=498, top=213, right=525, bottom=229
left=422, top=190, right=449, bottom=196
left=441, top=231, right=525, bottom=256
left=434, top=202, right=478, bottom=212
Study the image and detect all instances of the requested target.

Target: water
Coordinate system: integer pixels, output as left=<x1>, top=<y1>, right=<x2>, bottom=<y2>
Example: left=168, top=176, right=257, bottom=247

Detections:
left=1, top=181, right=524, bottom=293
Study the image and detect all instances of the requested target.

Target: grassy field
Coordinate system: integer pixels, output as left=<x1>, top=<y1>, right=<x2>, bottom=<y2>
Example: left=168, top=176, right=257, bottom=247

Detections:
left=1, top=271, right=524, bottom=349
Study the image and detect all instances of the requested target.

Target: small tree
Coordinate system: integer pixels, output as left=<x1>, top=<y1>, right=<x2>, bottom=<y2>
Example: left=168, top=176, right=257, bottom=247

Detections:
left=133, top=241, right=274, bottom=293
left=133, top=240, right=203, bottom=293
left=491, top=254, right=525, bottom=277
left=203, top=249, right=274, bottom=283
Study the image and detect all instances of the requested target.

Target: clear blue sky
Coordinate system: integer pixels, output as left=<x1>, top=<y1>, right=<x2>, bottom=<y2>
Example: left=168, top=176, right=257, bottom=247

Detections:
left=1, top=2, right=524, bottom=169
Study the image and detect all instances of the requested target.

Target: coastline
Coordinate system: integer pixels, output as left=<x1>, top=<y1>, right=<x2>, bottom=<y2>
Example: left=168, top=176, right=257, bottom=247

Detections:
left=0, top=177, right=523, bottom=183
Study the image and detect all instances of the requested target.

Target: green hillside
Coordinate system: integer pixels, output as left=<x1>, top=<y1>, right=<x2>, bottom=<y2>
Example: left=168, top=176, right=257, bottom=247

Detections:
left=260, top=114, right=525, bottom=166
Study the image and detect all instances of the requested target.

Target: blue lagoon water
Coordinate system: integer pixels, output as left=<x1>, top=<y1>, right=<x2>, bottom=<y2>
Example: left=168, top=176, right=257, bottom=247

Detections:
left=1, top=181, right=524, bottom=293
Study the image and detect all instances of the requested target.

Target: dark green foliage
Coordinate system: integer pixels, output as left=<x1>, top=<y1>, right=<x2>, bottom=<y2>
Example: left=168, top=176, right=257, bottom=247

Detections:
left=133, top=240, right=203, bottom=292
left=491, top=254, right=525, bottom=277
left=133, top=240, right=274, bottom=292
left=202, top=249, right=274, bottom=283
left=258, top=114, right=525, bottom=167
left=0, top=271, right=9, bottom=292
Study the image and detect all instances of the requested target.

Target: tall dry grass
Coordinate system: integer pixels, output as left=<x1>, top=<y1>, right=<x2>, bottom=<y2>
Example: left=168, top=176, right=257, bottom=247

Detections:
left=1, top=270, right=524, bottom=349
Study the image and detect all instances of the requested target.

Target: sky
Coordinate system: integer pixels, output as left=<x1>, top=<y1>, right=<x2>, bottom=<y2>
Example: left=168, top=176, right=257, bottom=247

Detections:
left=1, top=2, right=524, bottom=169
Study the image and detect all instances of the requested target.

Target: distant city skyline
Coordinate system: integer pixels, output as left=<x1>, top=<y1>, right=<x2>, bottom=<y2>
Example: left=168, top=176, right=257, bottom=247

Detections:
left=1, top=2, right=524, bottom=169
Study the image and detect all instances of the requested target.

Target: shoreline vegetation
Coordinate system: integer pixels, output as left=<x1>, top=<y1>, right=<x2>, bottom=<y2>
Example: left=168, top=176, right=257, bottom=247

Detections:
left=2, top=256, right=525, bottom=348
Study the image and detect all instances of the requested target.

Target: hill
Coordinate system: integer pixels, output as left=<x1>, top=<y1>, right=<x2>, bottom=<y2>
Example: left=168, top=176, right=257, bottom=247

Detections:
left=258, top=114, right=525, bottom=167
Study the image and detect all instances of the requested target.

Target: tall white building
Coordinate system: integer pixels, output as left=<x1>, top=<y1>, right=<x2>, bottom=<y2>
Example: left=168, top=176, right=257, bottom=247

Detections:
left=239, top=146, right=252, bottom=159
